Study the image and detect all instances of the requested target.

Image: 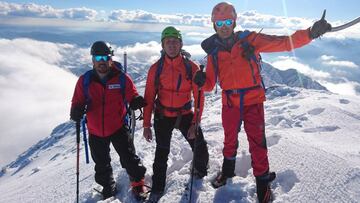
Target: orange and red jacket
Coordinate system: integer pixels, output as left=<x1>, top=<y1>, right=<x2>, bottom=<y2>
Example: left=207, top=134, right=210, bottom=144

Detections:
left=71, top=67, right=138, bottom=137
left=143, top=54, right=204, bottom=128
left=202, top=29, right=312, bottom=107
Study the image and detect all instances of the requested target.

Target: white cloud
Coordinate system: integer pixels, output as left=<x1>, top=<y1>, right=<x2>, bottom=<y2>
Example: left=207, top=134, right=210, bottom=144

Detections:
left=0, top=1, right=97, bottom=20
left=320, top=81, right=359, bottom=96
left=112, top=41, right=206, bottom=66
left=114, top=41, right=162, bottom=65
left=239, top=10, right=312, bottom=30
left=323, top=60, right=358, bottom=68
left=271, top=56, right=330, bottom=79
left=109, top=9, right=211, bottom=27
left=320, top=55, right=358, bottom=68
left=320, top=55, right=335, bottom=61
left=0, top=38, right=78, bottom=167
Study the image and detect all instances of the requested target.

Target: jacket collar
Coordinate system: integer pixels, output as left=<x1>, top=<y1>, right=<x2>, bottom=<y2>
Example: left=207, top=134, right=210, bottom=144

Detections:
left=164, top=54, right=183, bottom=66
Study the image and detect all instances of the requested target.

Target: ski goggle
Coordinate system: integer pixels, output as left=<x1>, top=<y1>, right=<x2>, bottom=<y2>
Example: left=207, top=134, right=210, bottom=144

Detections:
left=93, top=55, right=110, bottom=62
left=215, top=19, right=234, bottom=27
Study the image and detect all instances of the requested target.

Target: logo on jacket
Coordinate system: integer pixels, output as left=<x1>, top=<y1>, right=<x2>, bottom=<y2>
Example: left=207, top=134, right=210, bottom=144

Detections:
left=108, top=84, right=122, bottom=89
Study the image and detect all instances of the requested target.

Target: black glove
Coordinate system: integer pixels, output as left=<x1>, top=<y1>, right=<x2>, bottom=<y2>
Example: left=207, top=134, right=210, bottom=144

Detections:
left=193, top=70, right=206, bottom=87
left=70, top=105, right=85, bottom=122
left=310, top=10, right=332, bottom=39
left=130, top=95, right=147, bottom=110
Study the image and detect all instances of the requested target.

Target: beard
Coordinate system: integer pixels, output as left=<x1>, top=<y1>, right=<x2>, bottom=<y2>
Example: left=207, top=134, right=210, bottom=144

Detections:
left=96, top=63, right=110, bottom=74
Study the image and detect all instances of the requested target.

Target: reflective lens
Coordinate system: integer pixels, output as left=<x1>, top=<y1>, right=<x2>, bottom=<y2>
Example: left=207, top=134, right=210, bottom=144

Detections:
left=215, top=19, right=234, bottom=27
left=93, top=55, right=110, bottom=62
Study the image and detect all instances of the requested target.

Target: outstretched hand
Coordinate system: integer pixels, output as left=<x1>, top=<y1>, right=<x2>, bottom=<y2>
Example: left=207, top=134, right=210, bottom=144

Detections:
left=310, top=10, right=332, bottom=39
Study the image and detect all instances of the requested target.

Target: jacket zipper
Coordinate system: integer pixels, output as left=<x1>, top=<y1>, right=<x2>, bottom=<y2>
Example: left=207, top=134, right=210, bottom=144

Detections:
left=102, top=87, right=105, bottom=136
left=171, top=64, right=174, bottom=107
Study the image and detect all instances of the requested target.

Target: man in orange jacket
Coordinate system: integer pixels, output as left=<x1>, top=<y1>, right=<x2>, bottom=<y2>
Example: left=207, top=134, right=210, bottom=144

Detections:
left=143, top=26, right=209, bottom=202
left=193, top=2, right=331, bottom=203
left=70, top=41, right=147, bottom=200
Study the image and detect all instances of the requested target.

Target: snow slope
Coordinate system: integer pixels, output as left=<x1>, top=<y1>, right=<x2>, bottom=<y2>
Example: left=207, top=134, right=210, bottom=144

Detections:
left=0, top=85, right=359, bottom=203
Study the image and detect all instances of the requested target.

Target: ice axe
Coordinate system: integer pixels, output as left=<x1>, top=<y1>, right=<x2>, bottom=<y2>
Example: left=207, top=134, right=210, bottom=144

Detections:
left=320, top=9, right=360, bottom=32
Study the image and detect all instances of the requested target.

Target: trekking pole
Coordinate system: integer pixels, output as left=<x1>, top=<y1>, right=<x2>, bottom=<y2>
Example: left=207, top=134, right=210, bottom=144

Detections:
left=81, top=117, right=90, bottom=164
left=189, top=64, right=204, bottom=203
left=75, top=121, right=81, bottom=203
left=123, top=52, right=137, bottom=141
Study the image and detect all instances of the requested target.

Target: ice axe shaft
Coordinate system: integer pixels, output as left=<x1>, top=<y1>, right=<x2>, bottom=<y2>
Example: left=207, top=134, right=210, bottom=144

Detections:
left=329, top=16, right=360, bottom=32
left=189, top=64, right=205, bottom=203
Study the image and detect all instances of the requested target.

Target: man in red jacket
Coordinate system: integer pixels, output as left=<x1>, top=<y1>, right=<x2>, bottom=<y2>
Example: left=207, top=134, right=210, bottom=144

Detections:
left=143, top=26, right=209, bottom=203
left=70, top=41, right=147, bottom=200
left=193, top=2, right=331, bottom=203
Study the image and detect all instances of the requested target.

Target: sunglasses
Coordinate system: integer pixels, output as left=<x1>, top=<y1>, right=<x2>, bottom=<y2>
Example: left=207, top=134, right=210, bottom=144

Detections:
left=215, top=19, right=234, bottom=27
left=93, top=55, right=110, bottom=62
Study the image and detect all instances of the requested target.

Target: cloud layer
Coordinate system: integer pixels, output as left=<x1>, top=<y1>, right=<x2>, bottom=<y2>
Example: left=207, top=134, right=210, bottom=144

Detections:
left=270, top=55, right=359, bottom=96
left=1, top=1, right=360, bottom=38
left=0, top=38, right=78, bottom=167
left=320, top=55, right=358, bottom=68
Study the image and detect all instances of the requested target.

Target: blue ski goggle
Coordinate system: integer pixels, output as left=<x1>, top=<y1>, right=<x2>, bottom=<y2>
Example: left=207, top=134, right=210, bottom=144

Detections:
left=215, top=19, right=234, bottom=27
left=93, top=55, right=110, bottom=62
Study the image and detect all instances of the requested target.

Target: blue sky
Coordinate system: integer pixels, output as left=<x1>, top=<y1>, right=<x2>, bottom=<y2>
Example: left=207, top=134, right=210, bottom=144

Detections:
left=4, top=0, right=360, bottom=21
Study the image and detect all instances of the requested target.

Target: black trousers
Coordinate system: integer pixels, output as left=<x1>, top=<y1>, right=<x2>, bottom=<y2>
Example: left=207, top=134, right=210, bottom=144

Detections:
left=89, top=125, right=146, bottom=187
left=151, top=112, right=209, bottom=192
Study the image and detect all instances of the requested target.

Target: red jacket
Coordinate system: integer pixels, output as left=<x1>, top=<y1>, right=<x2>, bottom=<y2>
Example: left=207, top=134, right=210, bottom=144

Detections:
left=71, top=67, right=138, bottom=137
left=202, top=29, right=312, bottom=107
left=143, top=54, right=204, bottom=128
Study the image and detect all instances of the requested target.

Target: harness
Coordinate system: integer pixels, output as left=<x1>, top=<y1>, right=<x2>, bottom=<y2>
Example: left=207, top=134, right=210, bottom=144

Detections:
left=211, top=30, right=266, bottom=132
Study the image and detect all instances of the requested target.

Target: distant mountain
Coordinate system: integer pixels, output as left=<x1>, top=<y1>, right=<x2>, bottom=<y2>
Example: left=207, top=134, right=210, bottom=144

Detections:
left=261, top=62, right=327, bottom=91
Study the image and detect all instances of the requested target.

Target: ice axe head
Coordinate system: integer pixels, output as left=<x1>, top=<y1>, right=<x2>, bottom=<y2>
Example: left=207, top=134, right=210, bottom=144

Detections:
left=321, top=9, right=326, bottom=21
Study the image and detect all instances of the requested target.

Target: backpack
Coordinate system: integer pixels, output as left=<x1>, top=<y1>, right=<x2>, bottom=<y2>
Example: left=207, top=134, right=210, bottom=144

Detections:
left=82, top=61, right=131, bottom=126
left=153, top=50, right=194, bottom=115
left=154, top=50, right=193, bottom=93
left=209, top=30, right=265, bottom=93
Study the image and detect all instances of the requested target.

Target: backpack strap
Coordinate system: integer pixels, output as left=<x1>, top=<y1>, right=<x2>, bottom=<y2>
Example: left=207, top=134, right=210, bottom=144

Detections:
left=182, top=54, right=193, bottom=81
left=154, top=53, right=165, bottom=94
left=238, top=30, right=266, bottom=89
left=112, top=61, right=127, bottom=104
left=238, top=30, right=251, bottom=40
left=209, top=47, right=220, bottom=93
left=82, top=70, right=93, bottom=107
left=113, top=61, right=130, bottom=127
left=154, top=52, right=193, bottom=93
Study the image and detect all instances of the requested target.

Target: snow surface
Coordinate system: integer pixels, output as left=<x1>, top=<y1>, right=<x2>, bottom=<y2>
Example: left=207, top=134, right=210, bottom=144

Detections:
left=0, top=85, right=359, bottom=203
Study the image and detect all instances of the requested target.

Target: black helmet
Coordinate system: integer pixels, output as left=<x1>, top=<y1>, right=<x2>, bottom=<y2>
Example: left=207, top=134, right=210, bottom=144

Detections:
left=90, top=41, right=114, bottom=56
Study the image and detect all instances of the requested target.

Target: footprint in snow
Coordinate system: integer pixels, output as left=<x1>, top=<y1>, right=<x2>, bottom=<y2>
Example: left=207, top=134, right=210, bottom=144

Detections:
left=273, top=169, right=300, bottom=193
left=339, top=99, right=350, bottom=104
left=288, top=104, right=300, bottom=109
left=302, top=126, right=340, bottom=133
left=267, top=134, right=281, bottom=147
left=307, top=108, right=325, bottom=115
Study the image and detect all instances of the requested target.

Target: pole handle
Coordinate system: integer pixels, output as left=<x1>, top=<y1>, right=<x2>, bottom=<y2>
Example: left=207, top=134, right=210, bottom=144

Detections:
left=200, top=64, right=205, bottom=72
